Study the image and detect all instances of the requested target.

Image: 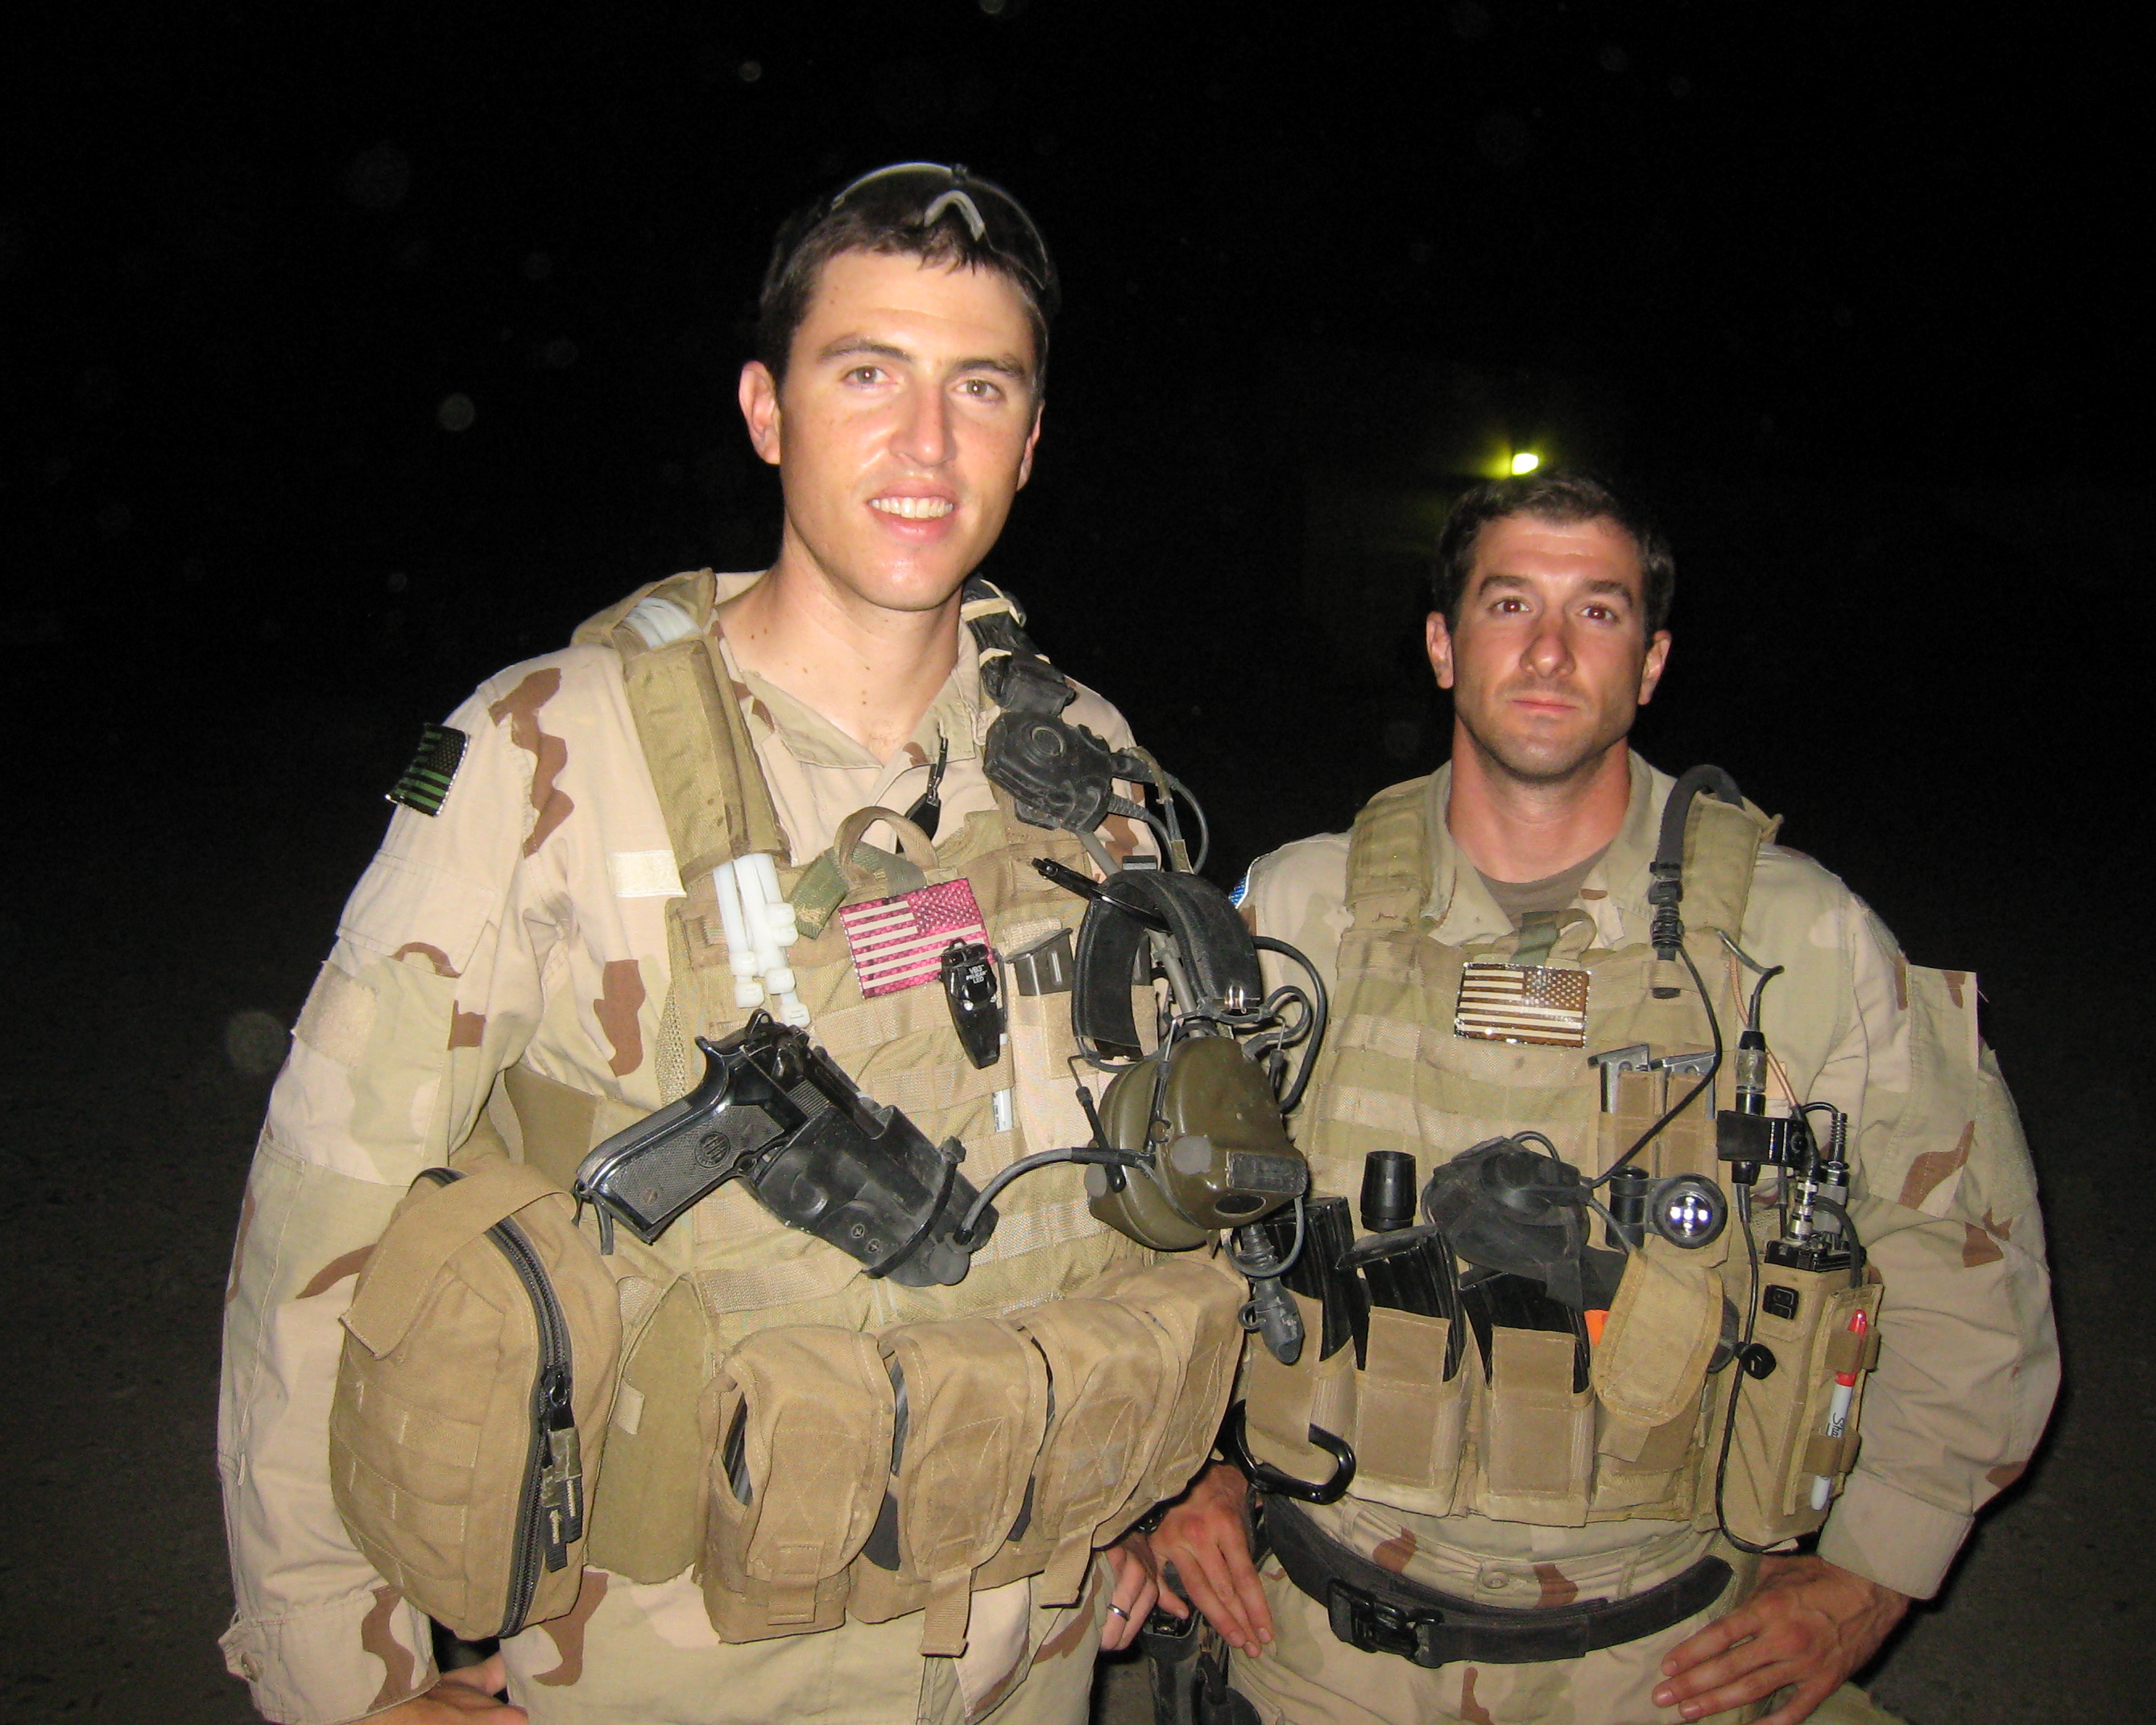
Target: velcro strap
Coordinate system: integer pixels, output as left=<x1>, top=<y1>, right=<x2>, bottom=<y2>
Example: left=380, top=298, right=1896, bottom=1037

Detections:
left=1016, top=1297, right=1176, bottom=1603
left=722, top=1328, right=893, bottom=1597
left=1825, top=1326, right=1882, bottom=1375
left=342, top=1161, right=567, bottom=1357
left=1801, top=1431, right=1861, bottom=1478
left=883, top=1318, right=1049, bottom=1655
left=833, top=806, right=939, bottom=885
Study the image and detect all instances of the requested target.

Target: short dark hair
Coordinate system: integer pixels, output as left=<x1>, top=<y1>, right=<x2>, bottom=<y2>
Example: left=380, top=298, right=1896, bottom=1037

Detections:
left=1430, top=470, right=1675, bottom=633
left=755, top=162, right=1060, bottom=395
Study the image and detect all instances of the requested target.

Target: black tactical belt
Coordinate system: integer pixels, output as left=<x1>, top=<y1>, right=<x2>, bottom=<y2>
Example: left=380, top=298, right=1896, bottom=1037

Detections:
left=1261, top=1495, right=1732, bottom=1667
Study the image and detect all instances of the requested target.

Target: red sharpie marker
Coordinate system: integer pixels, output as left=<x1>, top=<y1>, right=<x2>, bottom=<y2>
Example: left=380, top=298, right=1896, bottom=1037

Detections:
left=1810, top=1309, right=1869, bottom=1511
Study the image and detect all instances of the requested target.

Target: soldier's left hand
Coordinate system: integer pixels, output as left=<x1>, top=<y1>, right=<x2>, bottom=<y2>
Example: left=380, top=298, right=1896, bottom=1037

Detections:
left=1099, top=1533, right=1164, bottom=1652
left=1653, top=1554, right=1908, bottom=1723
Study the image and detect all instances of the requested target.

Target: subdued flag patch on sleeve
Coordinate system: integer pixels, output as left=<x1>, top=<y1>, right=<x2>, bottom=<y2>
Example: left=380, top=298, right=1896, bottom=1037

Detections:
left=387, top=722, right=467, bottom=817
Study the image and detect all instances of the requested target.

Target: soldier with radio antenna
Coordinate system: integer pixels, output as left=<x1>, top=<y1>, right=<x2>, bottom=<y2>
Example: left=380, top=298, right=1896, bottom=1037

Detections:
left=1149, top=472, right=2056, bottom=1725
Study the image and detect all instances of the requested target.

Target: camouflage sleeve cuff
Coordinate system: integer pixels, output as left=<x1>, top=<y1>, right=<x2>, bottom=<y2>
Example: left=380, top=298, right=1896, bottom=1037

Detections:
left=219, top=1589, right=437, bottom=1725
left=1815, top=1471, right=1972, bottom=1600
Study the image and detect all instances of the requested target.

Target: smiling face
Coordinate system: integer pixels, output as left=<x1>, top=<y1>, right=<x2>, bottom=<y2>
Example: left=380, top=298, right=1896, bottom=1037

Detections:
left=1426, top=512, right=1671, bottom=785
left=738, top=248, right=1042, bottom=618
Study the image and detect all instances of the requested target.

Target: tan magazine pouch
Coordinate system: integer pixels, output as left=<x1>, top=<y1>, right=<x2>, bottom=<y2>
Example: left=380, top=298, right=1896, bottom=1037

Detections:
left=859, top=1318, right=1049, bottom=1654
left=1000, top=1297, right=1178, bottom=1604
left=331, top=1154, right=622, bottom=1640
left=1241, top=1293, right=1358, bottom=1484
left=1718, top=1267, right=1883, bottom=1547
left=1349, top=1308, right=1470, bottom=1516
left=1593, top=1241, right=1725, bottom=1466
left=1090, top=1254, right=1249, bottom=1517
left=699, top=1327, right=893, bottom=1640
left=1475, top=1326, right=1595, bottom=1525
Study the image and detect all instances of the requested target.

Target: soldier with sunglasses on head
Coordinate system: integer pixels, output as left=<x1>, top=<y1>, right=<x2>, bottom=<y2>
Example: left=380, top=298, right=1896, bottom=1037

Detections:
left=219, top=164, right=1242, bottom=1725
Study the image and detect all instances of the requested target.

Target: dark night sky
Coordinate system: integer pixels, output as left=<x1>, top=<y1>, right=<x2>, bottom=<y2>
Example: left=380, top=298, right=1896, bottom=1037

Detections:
left=4, top=1, right=2146, bottom=892
left=2, top=19, right=2150, bottom=1715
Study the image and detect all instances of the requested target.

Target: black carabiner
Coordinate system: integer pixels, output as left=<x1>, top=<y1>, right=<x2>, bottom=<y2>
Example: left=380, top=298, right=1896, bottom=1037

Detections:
left=1219, top=1400, right=1357, bottom=1505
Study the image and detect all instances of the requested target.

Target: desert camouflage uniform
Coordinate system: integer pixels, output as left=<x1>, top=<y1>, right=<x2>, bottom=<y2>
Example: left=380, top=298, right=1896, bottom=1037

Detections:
left=218, top=572, right=1153, bottom=1725
left=1227, top=759, right=2057, bottom=1725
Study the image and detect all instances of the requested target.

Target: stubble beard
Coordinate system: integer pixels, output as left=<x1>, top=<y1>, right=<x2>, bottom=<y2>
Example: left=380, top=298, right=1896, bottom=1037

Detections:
left=1456, top=693, right=1634, bottom=791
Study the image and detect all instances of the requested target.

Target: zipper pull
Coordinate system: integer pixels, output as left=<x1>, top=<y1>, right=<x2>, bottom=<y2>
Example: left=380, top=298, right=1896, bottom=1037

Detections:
left=538, top=1370, right=583, bottom=1566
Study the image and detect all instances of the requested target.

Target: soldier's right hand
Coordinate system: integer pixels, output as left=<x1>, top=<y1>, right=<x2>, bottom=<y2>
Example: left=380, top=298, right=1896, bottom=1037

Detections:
left=371, top=1653, right=528, bottom=1723
left=1147, top=1459, right=1274, bottom=1657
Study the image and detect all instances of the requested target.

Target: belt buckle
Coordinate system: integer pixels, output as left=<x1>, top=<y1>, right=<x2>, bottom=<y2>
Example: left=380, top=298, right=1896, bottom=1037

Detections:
left=1325, top=1579, right=1442, bottom=1663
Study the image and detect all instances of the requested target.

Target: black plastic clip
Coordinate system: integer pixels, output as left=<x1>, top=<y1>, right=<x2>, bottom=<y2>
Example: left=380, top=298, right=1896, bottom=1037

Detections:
left=1219, top=1401, right=1357, bottom=1504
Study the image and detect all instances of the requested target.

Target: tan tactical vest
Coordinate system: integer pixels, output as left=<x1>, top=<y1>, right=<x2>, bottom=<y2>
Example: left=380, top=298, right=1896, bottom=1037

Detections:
left=483, top=572, right=1244, bottom=1648
left=1243, top=775, right=1879, bottom=1544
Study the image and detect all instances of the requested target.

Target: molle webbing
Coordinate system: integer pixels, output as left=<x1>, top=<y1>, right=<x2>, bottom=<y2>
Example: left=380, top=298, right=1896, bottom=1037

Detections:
left=1272, top=770, right=1781, bottom=1529
left=1343, top=771, right=1773, bottom=941
left=1339, top=777, right=1431, bottom=931
left=1671, top=793, right=1774, bottom=943
left=573, top=568, right=787, bottom=878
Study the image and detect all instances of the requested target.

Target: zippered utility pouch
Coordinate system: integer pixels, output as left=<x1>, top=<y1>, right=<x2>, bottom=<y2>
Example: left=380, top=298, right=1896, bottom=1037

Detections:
left=330, top=1155, right=623, bottom=1640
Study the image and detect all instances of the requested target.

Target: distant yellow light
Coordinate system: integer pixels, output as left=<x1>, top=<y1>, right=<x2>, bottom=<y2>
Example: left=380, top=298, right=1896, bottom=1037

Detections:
left=1510, top=451, right=1541, bottom=476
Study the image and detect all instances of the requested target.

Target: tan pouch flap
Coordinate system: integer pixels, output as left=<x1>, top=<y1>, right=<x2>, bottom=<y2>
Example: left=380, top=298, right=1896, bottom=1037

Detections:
left=1016, top=1297, right=1176, bottom=1602
left=1092, top=1253, right=1249, bottom=1513
left=343, top=1160, right=568, bottom=1357
left=1591, top=1240, right=1724, bottom=1431
left=1479, top=1326, right=1595, bottom=1521
left=719, top=1327, right=893, bottom=1592
left=1492, top=1326, right=1579, bottom=1402
left=883, top=1317, right=1049, bottom=1655
left=1351, top=1307, right=1470, bottom=1514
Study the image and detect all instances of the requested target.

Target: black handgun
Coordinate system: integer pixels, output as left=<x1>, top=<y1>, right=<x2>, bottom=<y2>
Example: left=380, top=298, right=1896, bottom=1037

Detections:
left=573, top=1011, right=994, bottom=1287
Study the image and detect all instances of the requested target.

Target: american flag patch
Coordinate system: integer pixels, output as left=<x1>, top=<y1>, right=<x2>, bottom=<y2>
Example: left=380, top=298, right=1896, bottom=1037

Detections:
left=1454, top=962, right=1591, bottom=1048
left=839, top=879, right=992, bottom=999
